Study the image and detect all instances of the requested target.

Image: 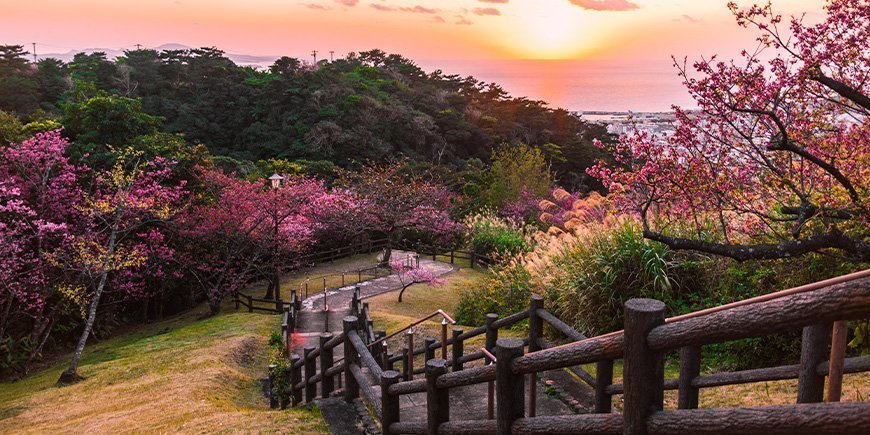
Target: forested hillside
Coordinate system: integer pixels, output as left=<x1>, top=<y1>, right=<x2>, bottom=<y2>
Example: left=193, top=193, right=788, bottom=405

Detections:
left=0, top=45, right=610, bottom=189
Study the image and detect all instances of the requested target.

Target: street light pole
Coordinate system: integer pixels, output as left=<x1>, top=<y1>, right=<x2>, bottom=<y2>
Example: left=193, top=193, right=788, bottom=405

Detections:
left=268, top=173, right=284, bottom=303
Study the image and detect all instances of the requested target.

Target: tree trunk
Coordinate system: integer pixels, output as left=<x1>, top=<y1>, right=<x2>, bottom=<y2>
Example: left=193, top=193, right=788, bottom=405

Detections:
left=58, top=227, right=117, bottom=385
left=58, top=264, right=111, bottom=384
left=397, top=283, right=412, bottom=303
left=263, top=277, right=275, bottom=300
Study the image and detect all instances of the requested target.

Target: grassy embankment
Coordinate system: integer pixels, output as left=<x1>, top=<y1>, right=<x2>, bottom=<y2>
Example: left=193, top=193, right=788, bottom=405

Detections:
left=0, top=305, right=327, bottom=434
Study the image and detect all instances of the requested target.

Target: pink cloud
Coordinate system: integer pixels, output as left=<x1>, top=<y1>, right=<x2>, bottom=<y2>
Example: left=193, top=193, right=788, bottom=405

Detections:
left=303, top=3, right=330, bottom=10
left=567, top=0, right=638, bottom=11
left=334, top=0, right=358, bottom=6
left=473, top=7, right=501, bottom=16
left=369, top=4, right=439, bottom=14
left=479, top=0, right=508, bottom=3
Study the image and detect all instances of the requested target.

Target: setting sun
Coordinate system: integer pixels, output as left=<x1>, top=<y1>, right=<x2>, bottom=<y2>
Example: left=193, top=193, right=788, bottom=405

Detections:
left=501, top=1, right=593, bottom=59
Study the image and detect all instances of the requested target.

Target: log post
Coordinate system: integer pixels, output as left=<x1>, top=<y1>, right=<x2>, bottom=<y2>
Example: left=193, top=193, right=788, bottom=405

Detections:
left=247, top=294, right=253, bottom=313
left=386, top=351, right=395, bottom=371
left=495, top=338, right=525, bottom=435
left=424, top=337, right=436, bottom=362
left=798, top=323, right=830, bottom=403
left=304, top=345, right=316, bottom=402
left=622, top=298, right=665, bottom=435
left=343, top=316, right=360, bottom=402
left=426, top=359, right=450, bottom=435
left=527, top=295, right=543, bottom=417
left=470, top=252, right=477, bottom=269
left=290, top=353, right=303, bottom=406
left=381, top=370, right=401, bottom=434
left=452, top=328, right=464, bottom=371
left=268, top=363, right=278, bottom=409
left=594, top=360, right=614, bottom=413
left=406, top=329, right=415, bottom=381
left=441, top=319, right=448, bottom=360
left=401, top=346, right=410, bottom=381
left=828, top=320, right=848, bottom=402
left=678, top=345, right=701, bottom=409
left=485, top=313, right=499, bottom=362
left=320, top=333, right=334, bottom=398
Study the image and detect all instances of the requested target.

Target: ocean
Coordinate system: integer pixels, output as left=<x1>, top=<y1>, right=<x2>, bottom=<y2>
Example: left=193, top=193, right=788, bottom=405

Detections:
left=417, top=58, right=697, bottom=113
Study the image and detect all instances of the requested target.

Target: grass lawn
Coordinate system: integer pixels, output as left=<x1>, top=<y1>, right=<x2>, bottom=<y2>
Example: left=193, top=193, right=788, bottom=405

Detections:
left=365, top=267, right=524, bottom=367
left=0, top=305, right=327, bottom=434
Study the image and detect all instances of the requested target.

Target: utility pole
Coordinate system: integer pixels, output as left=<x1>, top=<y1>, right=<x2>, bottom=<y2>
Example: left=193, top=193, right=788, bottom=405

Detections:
left=329, top=50, right=334, bottom=62
left=311, top=50, right=318, bottom=64
left=135, top=43, right=143, bottom=50
left=31, top=43, right=37, bottom=63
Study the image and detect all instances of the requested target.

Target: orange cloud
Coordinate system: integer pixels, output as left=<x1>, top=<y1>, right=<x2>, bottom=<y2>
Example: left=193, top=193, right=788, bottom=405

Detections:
left=567, top=0, right=638, bottom=11
left=473, top=7, right=500, bottom=16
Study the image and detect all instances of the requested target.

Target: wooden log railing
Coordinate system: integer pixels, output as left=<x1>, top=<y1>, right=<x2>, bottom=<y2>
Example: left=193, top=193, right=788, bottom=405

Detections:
left=275, top=269, right=870, bottom=435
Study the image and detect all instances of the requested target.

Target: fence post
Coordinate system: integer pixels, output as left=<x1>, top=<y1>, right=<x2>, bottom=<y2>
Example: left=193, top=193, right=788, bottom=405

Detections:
left=622, top=298, right=665, bottom=435
left=450, top=250, right=455, bottom=264
left=373, top=331, right=386, bottom=367
left=594, top=360, right=614, bottom=413
left=268, top=363, right=278, bottom=409
left=828, top=320, right=848, bottom=402
left=470, top=252, right=477, bottom=269
left=452, top=328, right=464, bottom=371
left=304, top=345, right=316, bottom=402
left=485, top=313, right=499, bottom=361
left=798, top=323, right=830, bottom=403
left=386, top=351, right=395, bottom=371
left=381, top=370, right=401, bottom=433
left=343, top=316, right=360, bottom=402
left=426, top=359, right=450, bottom=434
left=424, top=337, right=436, bottom=362
left=320, top=333, right=334, bottom=398
left=527, top=295, right=543, bottom=417
left=290, top=354, right=303, bottom=406
left=678, top=345, right=701, bottom=409
left=496, top=338, right=525, bottom=435
left=401, top=346, right=410, bottom=381
left=235, top=295, right=239, bottom=310
left=247, top=295, right=253, bottom=313
left=276, top=298, right=283, bottom=313
left=405, top=329, right=414, bottom=381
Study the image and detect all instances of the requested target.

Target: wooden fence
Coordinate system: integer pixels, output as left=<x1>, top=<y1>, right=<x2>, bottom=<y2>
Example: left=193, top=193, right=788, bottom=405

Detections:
left=275, top=269, right=870, bottom=434
left=236, top=239, right=495, bottom=314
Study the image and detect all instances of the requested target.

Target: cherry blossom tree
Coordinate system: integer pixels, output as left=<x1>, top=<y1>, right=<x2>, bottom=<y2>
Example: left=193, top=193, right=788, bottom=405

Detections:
left=336, top=161, right=458, bottom=264
left=589, top=0, right=868, bottom=261
left=0, top=130, right=80, bottom=373
left=178, top=168, right=331, bottom=314
left=390, top=257, right=445, bottom=303
left=57, top=149, right=185, bottom=383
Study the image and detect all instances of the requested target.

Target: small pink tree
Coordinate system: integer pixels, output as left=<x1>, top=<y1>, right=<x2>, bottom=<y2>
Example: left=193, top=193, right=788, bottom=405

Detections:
left=391, top=258, right=445, bottom=303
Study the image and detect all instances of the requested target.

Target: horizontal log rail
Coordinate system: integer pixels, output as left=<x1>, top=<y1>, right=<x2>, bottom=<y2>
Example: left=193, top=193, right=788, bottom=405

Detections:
left=272, top=267, right=868, bottom=435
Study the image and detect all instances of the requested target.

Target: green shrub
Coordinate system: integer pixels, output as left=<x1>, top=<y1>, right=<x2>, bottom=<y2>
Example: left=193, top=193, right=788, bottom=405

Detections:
left=456, top=262, right=532, bottom=326
left=463, top=211, right=533, bottom=258
left=533, top=219, right=677, bottom=336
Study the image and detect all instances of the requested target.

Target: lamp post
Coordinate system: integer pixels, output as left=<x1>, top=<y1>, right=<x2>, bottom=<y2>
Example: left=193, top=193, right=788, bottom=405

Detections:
left=269, top=173, right=284, bottom=304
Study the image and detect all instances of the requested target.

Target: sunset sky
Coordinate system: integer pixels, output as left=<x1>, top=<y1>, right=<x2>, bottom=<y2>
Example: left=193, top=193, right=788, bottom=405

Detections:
left=3, top=0, right=827, bottom=60
left=1, top=0, right=828, bottom=111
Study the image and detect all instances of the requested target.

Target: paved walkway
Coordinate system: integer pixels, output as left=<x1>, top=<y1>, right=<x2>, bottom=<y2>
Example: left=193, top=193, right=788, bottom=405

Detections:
left=287, top=251, right=582, bottom=433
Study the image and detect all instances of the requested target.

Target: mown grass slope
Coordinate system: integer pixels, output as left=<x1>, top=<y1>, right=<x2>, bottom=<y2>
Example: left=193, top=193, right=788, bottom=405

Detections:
left=0, top=307, right=327, bottom=434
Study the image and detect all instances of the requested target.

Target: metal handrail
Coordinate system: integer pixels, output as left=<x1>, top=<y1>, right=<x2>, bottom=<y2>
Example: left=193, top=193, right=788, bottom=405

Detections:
left=367, top=309, right=456, bottom=349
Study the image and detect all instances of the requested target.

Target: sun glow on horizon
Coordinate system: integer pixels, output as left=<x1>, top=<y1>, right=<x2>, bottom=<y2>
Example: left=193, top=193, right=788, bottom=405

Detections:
left=499, top=2, right=596, bottom=60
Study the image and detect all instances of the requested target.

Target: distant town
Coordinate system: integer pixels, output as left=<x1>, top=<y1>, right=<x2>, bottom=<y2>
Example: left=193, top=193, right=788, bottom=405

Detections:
left=576, top=111, right=687, bottom=137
